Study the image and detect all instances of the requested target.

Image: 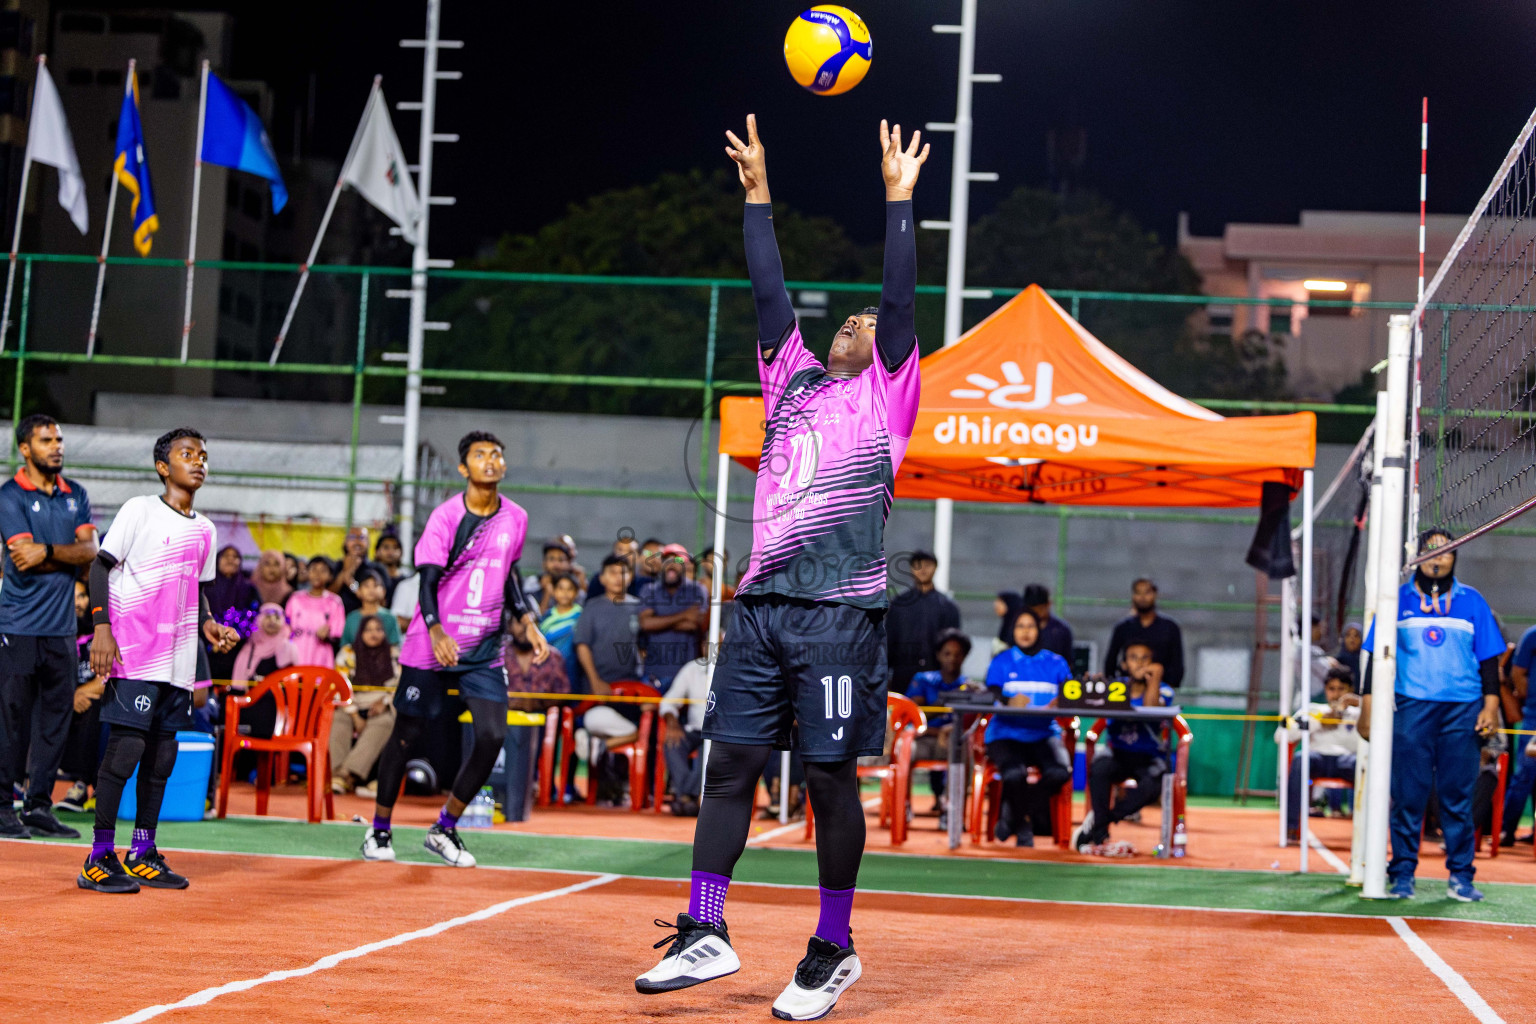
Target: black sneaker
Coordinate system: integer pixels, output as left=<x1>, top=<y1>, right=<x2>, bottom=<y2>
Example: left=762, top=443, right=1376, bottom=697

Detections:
left=124, top=847, right=190, bottom=889
left=0, top=806, right=31, bottom=839
left=78, top=850, right=140, bottom=894
left=54, top=781, right=88, bottom=814
left=771, top=935, right=862, bottom=1020
left=22, top=805, right=80, bottom=838
left=635, top=914, right=740, bottom=993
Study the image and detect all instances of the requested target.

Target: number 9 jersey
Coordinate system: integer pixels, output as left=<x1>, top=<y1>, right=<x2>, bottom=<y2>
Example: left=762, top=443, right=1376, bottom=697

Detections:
left=399, top=493, right=528, bottom=673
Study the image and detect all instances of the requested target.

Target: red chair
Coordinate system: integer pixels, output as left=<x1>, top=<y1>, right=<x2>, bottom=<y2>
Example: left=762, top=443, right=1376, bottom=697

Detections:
left=804, top=693, right=924, bottom=846
left=218, top=667, right=351, bottom=824
left=968, top=714, right=1077, bottom=849
left=1081, top=714, right=1193, bottom=854
left=535, top=705, right=575, bottom=808
left=577, top=680, right=660, bottom=812
left=1474, top=750, right=1509, bottom=858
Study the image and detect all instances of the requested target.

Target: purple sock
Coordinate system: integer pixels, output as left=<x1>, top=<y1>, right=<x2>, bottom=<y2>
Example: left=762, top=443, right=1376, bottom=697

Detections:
left=371, top=815, right=391, bottom=832
left=689, top=871, right=731, bottom=925
left=128, top=828, right=155, bottom=858
left=815, top=886, right=855, bottom=948
left=436, top=807, right=459, bottom=830
left=90, top=828, right=115, bottom=859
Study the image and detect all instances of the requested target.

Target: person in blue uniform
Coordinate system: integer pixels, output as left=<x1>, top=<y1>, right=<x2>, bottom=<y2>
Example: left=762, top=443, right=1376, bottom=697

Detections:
left=984, top=608, right=1072, bottom=847
left=1361, top=529, right=1503, bottom=903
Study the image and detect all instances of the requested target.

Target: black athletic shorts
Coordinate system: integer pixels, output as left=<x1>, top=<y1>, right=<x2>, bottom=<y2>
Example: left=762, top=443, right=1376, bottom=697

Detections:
left=101, top=678, right=192, bottom=733
left=394, top=664, right=506, bottom=719
left=703, top=595, right=888, bottom=762
left=0, top=633, right=78, bottom=690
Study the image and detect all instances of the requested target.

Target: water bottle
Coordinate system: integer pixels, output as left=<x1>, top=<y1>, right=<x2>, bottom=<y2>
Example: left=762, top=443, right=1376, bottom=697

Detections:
left=461, top=786, right=495, bottom=829
left=1171, top=813, right=1188, bottom=858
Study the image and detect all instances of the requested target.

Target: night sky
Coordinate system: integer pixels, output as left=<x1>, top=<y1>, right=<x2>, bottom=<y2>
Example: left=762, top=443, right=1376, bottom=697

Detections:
left=100, top=0, right=1536, bottom=256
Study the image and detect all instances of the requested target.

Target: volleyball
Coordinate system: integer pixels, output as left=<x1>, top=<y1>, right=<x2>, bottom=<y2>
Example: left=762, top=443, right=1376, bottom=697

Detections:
left=783, top=6, right=872, bottom=96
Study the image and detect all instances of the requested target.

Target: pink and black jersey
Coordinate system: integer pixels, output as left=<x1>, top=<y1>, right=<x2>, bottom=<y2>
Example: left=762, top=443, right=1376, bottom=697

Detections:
left=734, top=325, right=921, bottom=609
left=98, top=495, right=217, bottom=689
left=400, top=493, right=528, bottom=672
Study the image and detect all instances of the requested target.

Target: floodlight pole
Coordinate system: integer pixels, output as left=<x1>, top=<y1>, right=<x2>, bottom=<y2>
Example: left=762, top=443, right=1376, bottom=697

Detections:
left=396, top=0, right=460, bottom=561
left=925, top=0, right=999, bottom=595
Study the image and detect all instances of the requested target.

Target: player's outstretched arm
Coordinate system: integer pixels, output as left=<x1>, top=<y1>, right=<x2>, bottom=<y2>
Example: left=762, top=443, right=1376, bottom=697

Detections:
left=728, top=114, right=794, bottom=355
left=876, top=120, right=927, bottom=373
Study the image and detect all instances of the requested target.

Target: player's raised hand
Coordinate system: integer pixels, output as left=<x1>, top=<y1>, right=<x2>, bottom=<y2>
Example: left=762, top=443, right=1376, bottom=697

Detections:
left=725, top=114, right=770, bottom=203
left=880, top=120, right=929, bottom=200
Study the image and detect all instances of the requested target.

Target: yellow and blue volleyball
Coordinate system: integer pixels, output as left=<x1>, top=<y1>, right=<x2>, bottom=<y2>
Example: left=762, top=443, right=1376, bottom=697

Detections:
left=783, top=6, right=872, bottom=97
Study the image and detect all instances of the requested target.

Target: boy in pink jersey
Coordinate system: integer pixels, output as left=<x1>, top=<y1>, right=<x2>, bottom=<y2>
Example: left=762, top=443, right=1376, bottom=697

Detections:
left=79, top=428, right=239, bottom=893
left=361, top=432, right=549, bottom=867
left=638, top=115, right=926, bottom=1020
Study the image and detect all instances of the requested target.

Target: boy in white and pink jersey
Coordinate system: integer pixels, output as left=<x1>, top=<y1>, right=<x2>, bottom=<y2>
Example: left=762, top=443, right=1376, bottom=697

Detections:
left=361, top=431, right=549, bottom=868
left=80, top=428, right=238, bottom=894
left=638, top=115, right=928, bottom=1022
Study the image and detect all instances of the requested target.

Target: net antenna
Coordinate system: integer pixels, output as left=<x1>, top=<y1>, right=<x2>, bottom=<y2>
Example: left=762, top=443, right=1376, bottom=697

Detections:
left=1405, top=102, right=1536, bottom=568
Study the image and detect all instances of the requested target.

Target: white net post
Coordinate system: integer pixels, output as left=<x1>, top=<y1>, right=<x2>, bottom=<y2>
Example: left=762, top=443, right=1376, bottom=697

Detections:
left=1349, top=391, right=1390, bottom=886
left=1361, top=316, right=1412, bottom=899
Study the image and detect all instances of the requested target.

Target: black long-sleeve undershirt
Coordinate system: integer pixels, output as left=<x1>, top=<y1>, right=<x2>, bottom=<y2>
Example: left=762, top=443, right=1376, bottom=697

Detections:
left=744, top=202, right=795, bottom=352
left=416, top=561, right=531, bottom=632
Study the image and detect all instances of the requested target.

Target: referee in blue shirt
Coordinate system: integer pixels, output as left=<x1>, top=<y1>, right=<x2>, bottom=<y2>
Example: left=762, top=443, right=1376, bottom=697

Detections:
left=0, top=416, right=98, bottom=839
left=1361, top=529, right=1503, bottom=903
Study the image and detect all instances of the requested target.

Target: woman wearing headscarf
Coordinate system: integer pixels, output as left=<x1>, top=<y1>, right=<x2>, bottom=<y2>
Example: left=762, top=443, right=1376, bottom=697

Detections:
left=332, top=614, right=400, bottom=797
left=207, top=545, right=259, bottom=681
left=230, top=603, right=299, bottom=742
left=984, top=608, right=1072, bottom=846
left=991, top=590, right=1024, bottom=656
left=252, top=549, right=294, bottom=608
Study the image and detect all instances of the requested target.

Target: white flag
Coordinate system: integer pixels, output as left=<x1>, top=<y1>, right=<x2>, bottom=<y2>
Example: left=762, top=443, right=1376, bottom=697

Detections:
left=25, top=64, right=87, bottom=234
left=342, top=87, right=420, bottom=245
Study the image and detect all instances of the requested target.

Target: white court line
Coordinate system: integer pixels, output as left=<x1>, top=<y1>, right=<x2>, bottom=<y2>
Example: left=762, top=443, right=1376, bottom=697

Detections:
left=746, top=797, right=882, bottom=846
left=1308, top=834, right=1350, bottom=875
left=100, top=873, right=619, bottom=1024
left=1387, top=916, right=1506, bottom=1024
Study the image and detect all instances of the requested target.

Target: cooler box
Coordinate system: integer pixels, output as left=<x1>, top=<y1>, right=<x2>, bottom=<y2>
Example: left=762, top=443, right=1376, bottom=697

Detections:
left=117, top=731, right=216, bottom=822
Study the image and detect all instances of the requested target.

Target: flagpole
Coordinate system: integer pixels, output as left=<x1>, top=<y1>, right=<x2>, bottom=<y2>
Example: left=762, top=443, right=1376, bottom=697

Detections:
left=87, top=59, right=133, bottom=359
left=271, top=75, right=381, bottom=366
left=180, top=59, right=209, bottom=363
left=1, top=55, right=43, bottom=354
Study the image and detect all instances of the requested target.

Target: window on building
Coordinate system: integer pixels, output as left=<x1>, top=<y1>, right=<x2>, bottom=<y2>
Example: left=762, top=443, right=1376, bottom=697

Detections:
left=240, top=189, right=262, bottom=220
left=110, top=15, right=164, bottom=34
left=65, top=68, right=92, bottom=86
left=96, top=68, right=122, bottom=88
left=1206, top=303, right=1234, bottom=336
left=58, top=13, right=107, bottom=34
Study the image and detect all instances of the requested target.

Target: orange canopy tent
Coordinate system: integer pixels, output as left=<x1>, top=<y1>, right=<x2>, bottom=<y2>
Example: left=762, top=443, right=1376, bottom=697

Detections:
left=717, top=285, right=1316, bottom=507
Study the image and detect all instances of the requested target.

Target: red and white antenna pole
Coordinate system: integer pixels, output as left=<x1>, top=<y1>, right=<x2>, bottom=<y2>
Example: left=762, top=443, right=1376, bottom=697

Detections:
left=1418, top=97, right=1428, bottom=305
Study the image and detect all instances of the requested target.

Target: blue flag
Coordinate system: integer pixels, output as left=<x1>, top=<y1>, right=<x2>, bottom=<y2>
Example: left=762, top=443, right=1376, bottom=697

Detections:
left=201, top=72, right=287, bottom=212
left=113, top=69, right=158, bottom=256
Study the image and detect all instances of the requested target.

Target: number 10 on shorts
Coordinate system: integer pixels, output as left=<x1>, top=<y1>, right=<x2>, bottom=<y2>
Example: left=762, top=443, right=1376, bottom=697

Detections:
left=821, top=675, right=852, bottom=719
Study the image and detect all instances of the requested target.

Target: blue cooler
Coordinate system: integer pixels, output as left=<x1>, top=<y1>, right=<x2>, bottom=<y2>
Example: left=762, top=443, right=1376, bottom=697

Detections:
left=117, top=731, right=216, bottom=822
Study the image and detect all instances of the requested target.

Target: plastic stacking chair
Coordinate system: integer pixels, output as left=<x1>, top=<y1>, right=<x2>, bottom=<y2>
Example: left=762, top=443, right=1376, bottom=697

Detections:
left=1083, top=715, right=1193, bottom=855
left=969, top=714, right=1077, bottom=849
left=1474, top=750, right=1509, bottom=859
left=536, top=705, right=575, bottom=808
left=218, top=667, right=351, bottom=824
left=578, top=680, right=660, bottom=812
left=804, top=693, right=924, bottom=846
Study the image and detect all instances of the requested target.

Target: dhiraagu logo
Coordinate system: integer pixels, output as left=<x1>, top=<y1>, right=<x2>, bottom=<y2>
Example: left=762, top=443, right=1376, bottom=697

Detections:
left=948, top=361, right=1086, bottom=410
left=938, top=360, right=1099, bottom=454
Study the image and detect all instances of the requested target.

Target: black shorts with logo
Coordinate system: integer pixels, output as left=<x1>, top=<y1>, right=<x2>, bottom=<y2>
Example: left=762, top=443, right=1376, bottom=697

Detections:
left=394, top=664, right=506, bottom=719
left=101, top=678, right=192, bottom=733
left=703, top=595, right=888, bottom=762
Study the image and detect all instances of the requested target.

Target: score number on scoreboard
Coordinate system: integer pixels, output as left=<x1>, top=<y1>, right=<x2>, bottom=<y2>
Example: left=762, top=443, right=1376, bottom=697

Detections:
left=1057, top=677, right=1131, bottom=711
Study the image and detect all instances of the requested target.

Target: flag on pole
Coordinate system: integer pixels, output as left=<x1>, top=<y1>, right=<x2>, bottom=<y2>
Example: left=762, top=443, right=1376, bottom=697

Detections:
left=26, top=62, right=87, bottom=234
left=113, top=68, right=158, bottom=255
left=342, top=87, right=421, bottom=244
left=201, top=72, right=287, bottom=212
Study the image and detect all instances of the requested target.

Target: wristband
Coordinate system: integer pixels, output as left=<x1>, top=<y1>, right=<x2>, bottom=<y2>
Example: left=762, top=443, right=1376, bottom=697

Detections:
left=44, top=543, right=52, bottom=561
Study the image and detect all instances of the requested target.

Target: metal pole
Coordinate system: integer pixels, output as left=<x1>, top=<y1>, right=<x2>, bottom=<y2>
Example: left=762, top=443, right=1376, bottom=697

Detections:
left=928, top=0, right=987, bottom=595
left=1362, top=316, right=1411, bottom=899
left=1349, top=392, right=1388, bottom=886
left=1298, top=468, right=1314, bottom=874
left=399, top=0, right=445, bottom=561
left=1277, top=575, right=1295, bottom=846
left=701, top=450, right=731, bottom=804
left=345, top=270, right=369, bottom=525
left=1, top=55, right=41, bottom=353
left=179, top=60, right=210, bottom=363
left=9, top=258, right=29, bottom=469
left=695, top=283, right=718, bottom=555
left=87, top=60, right=130, bottom=359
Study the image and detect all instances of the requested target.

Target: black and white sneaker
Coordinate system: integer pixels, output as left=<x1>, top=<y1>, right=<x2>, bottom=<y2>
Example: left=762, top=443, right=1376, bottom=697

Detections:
left=423, top=823, right=476, bottom=867
left=1069, top=810, right=1095, bottom=852
left=361, top=828, right=396, bottom=862
left=54, top=782, right=88, bottom=814
left=771, top=935, right=862, bottom=1021
left=635, top=914, right=740, bottom=994
left=22, top=805, right=80, bottom=838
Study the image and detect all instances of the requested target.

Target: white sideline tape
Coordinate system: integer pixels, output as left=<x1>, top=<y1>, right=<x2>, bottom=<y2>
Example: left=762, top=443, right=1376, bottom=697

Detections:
left=1387, top=916, right=1506, bottom=1024
left=1308, top=834, right=1350, bottom=875
left=101, top=873, right=619, bottom=1024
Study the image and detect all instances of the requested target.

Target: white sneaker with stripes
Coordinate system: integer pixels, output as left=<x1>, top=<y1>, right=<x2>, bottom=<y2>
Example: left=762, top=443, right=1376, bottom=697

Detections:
left=771, top=936, right=862, bottom=1021
left=635, top=914, right=740, bottom=994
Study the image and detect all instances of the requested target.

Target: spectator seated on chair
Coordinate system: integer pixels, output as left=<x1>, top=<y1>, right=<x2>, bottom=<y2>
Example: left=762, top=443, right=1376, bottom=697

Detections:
left=905, top=627, right=986, bottom=828
left=1275, top=666, right=1360, bottom=842
left=331, top=615, right=400, bottom=798
left=984, top=608, right=1072, bottom=847
left=228, top=604, right=299, bottom=744
left=1073, top=642, right=1172, bottom=856
left=505, top=614, right=570, bottom=712
left=340, top=569, right=401, bottom=648
left=1474, top=713, right=1507, bottom=839
left=538, top=574, right=583, bottom=688
left=659, top=651, right=710, bottom=817
left=574, top=555, right=643, bottom=748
